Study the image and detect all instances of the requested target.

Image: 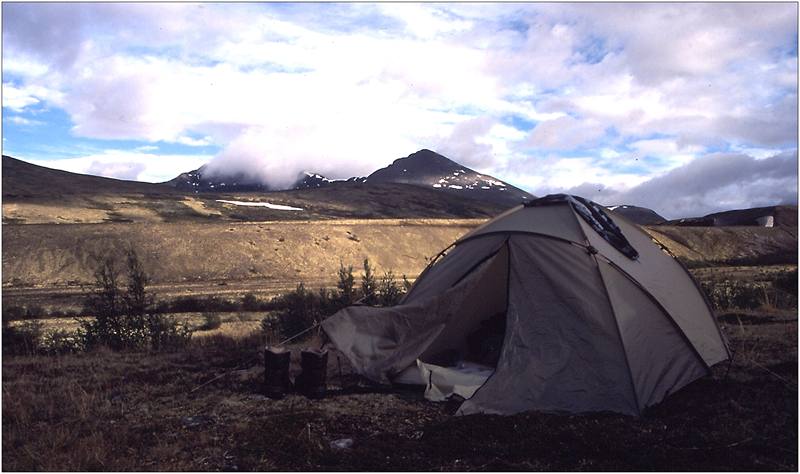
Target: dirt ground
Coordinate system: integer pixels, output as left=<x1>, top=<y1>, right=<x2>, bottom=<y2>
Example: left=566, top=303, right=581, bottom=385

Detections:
left=2, top=306, right=796, bottom=471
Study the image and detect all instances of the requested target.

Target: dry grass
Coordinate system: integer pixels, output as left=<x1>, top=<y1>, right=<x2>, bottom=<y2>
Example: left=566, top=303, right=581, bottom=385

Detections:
left=2, top=306, right=796, bottom=471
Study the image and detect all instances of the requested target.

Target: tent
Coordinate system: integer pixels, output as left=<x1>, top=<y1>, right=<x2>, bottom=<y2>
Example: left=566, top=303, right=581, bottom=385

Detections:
left=321, top=194, right=730, bottom=416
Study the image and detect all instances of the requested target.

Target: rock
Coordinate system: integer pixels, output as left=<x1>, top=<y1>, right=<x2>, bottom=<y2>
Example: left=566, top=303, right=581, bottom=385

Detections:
left=330, top=438, right=354, bottom=450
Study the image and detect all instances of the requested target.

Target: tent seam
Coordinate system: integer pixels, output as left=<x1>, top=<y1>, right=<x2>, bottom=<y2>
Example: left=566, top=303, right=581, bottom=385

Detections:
left=607, top=212, right=730, bottom=359
left=591, top=254, right=643, bottom=416
left=599, top=256, right=713, bottom=373
left=456, top=237, right=512, bottom=414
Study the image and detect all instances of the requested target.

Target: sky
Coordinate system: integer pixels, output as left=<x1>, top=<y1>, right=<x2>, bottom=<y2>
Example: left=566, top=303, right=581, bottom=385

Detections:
left=2, top=2, right=797, bottom=218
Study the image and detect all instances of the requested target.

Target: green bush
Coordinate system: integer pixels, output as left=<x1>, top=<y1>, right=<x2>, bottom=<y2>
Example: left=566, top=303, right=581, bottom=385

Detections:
left=79, top=249, right=192, bottom=351
left=379, top=270, right=403, bottom=307
left=337, top=262, right=356, bottom=305
left=361, top=258, right=378, bottom=305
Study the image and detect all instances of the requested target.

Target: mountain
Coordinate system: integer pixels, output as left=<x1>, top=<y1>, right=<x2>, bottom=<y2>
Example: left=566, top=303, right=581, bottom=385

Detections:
left=666, top=205, right=797, bottom=228
left=607, top=205, right=665, bottom=225
left=366, top=149, right=534, bottom=207
left=165, top=149, right=534, bottom=208
left=2, top=154, right=507, bottom=223
left=2, top=155, right=170, bottom=197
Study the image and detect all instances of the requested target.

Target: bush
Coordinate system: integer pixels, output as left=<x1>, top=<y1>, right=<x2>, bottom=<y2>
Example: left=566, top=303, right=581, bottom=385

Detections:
left=275, top=283, right=319, bottom=341
left=2, top=321, right=43, bottom=356
left=40, top=329, right=82, bottom=355
left=79, top=248, right=193, bottom=351
left=198, top=312, right=222, bottom=331
left=242, top=293, right=261, bottom=311
left=361, top=258, right=378, bottom=305
left=337, top=262, right=356, bottom=305
left=379, top=270, right=403, bottom=307
left=2, top=305, right=26, bottom=323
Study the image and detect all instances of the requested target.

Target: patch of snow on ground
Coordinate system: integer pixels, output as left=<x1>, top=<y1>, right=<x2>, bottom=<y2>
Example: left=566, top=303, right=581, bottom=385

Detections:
left=448, top=185, right=464, bottom=189
left=216, top=200, right=304, bottom=211
left=481, top=186, right=490, bottom=189
left=433, top=184, right=442, bottom=188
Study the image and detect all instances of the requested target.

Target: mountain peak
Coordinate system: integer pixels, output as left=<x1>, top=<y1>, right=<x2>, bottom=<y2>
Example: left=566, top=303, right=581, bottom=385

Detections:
left=367, top=149, right=534, bottom=207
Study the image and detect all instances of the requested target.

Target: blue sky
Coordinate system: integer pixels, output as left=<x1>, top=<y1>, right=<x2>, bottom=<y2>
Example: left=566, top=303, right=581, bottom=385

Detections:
left=2, top=3, right=797, bottom=217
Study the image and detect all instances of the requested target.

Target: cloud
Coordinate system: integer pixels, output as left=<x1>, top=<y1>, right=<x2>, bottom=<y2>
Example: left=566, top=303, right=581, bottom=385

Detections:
left=86, top=161, right=147, bottom=181
left=563, top=151, right=798, bottom=218
left=4, top=115, right=44, bottom=126
left=1, top=3, right=796, bottom=212
left=28, top=150, right=212, bottom=183
left=527, top=115, right=606, bottom=151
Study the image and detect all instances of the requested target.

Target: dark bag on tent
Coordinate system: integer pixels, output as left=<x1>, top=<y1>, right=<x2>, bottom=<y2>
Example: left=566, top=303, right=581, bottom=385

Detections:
left=264, top=346, right=292, bottom=399
left=297, top=349, right=328, bottom=399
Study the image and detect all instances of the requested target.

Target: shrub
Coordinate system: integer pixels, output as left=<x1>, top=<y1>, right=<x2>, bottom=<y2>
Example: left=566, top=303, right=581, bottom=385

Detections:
left=2, top=305, right=26, bottom=323
left=24, top=305, right=46, bottom=319
left=774, top=269, right=798, bottom=296
left=361, top=258, right=377, bottom=305
left=79, top=248, right=193, bottom=351
left=242, top=293, right=261, bottom=311
left=261, top=316, right=280, bottom=345
left=40, top=329, right=81, bottom=355
left=337, top=261, right=356, bottom=305
left=275, top=283, right=319, bottom=341
left=198, top=312, right=222, bottom=331
left=2, top=321, right=43, bottom=356
left=402, top=274, right=413, bottom=292
left=379, top=270, right=403, bottom=307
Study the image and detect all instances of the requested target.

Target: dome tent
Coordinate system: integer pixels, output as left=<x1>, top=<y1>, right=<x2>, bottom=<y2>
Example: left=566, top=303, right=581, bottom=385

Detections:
left=321, top=195, right=730, bottom=416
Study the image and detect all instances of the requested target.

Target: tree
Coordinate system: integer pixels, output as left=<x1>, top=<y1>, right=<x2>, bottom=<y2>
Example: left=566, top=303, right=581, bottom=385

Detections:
left=80, top=248, right=191, bottom=351
left=336, top=261, right=355, bottom=305
left=379, top=270, right=403, bottom=306
left=361, top=258, right=377, bottom=305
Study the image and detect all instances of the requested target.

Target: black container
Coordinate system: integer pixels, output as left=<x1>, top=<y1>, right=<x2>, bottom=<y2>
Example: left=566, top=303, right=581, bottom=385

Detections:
left=296, top=349, right=328, bottom=399
left=264, top=346, right=292, bottom=399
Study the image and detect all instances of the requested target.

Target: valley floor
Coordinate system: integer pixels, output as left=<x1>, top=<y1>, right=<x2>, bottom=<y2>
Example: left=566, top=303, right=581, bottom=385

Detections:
left=2, top=307, right=796, bottom=471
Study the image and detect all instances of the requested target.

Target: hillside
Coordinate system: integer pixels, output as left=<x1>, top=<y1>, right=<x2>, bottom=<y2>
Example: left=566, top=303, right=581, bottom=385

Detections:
left=608, top=205, right=665, bottom=225
left=1, top=155, right=507, bottom=224
left=1, top=219, right=480, bottom=288
left=367, top=149, right=534, bottom=207
left=666, top=205, right=797, bottom=227
left=648, top=225, right=798, bottom=267
left=2, top=155, right=172, bottom=197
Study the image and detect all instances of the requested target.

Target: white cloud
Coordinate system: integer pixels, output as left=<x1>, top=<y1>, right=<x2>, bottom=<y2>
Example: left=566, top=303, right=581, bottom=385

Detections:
left=4, top=115, right=43, bottom=126
left=1, top=2, right=796, bottom=212
left=28, top=150, right=211, bottom=183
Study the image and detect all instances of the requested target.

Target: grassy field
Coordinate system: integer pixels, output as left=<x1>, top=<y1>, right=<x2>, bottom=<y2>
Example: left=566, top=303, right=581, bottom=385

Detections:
left=2, top=294, right=797, bottom=471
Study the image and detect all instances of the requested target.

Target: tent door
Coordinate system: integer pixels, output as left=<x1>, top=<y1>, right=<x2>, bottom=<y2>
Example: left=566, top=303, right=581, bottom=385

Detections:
left=393, top=243, right=510, bottom=398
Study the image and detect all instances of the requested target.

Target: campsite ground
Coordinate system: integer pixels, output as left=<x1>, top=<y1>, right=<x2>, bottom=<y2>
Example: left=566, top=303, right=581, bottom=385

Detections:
left=2, top=303, right=796, bottom=471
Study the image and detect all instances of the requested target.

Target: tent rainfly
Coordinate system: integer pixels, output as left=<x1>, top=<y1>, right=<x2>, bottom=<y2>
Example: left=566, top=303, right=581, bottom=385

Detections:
left=321, top=194, right=730, bottom=416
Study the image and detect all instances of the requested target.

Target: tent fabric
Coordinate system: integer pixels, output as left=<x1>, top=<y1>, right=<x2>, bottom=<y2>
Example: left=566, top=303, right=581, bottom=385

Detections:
left=321, top=194, right=730, bottom=416
left=321, top=248, right=507, bottom=382
left=575, top=212, right=730, bottom=366
left=526, top=194, right=639, bottom=259
left=418, top=360, right=494, bottom=401
left=458, top=236, right=639, bottom=416
left=402, top=233, right=508, bottom=303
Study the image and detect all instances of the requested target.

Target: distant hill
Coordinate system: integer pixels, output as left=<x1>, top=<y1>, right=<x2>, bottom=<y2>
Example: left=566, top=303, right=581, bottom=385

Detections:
left=367, top=149, right=534, bottom=207
left=164, top=165, right=341, bottom=192
left=166, top=149, right=534, bottom=208
left=607, top=205, right=665, bottom=225
left=1, top=155, right=507, bottom=223
left=666, top=205, right=797, bottom=228
left=2, top=155, right=172, bottom=198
